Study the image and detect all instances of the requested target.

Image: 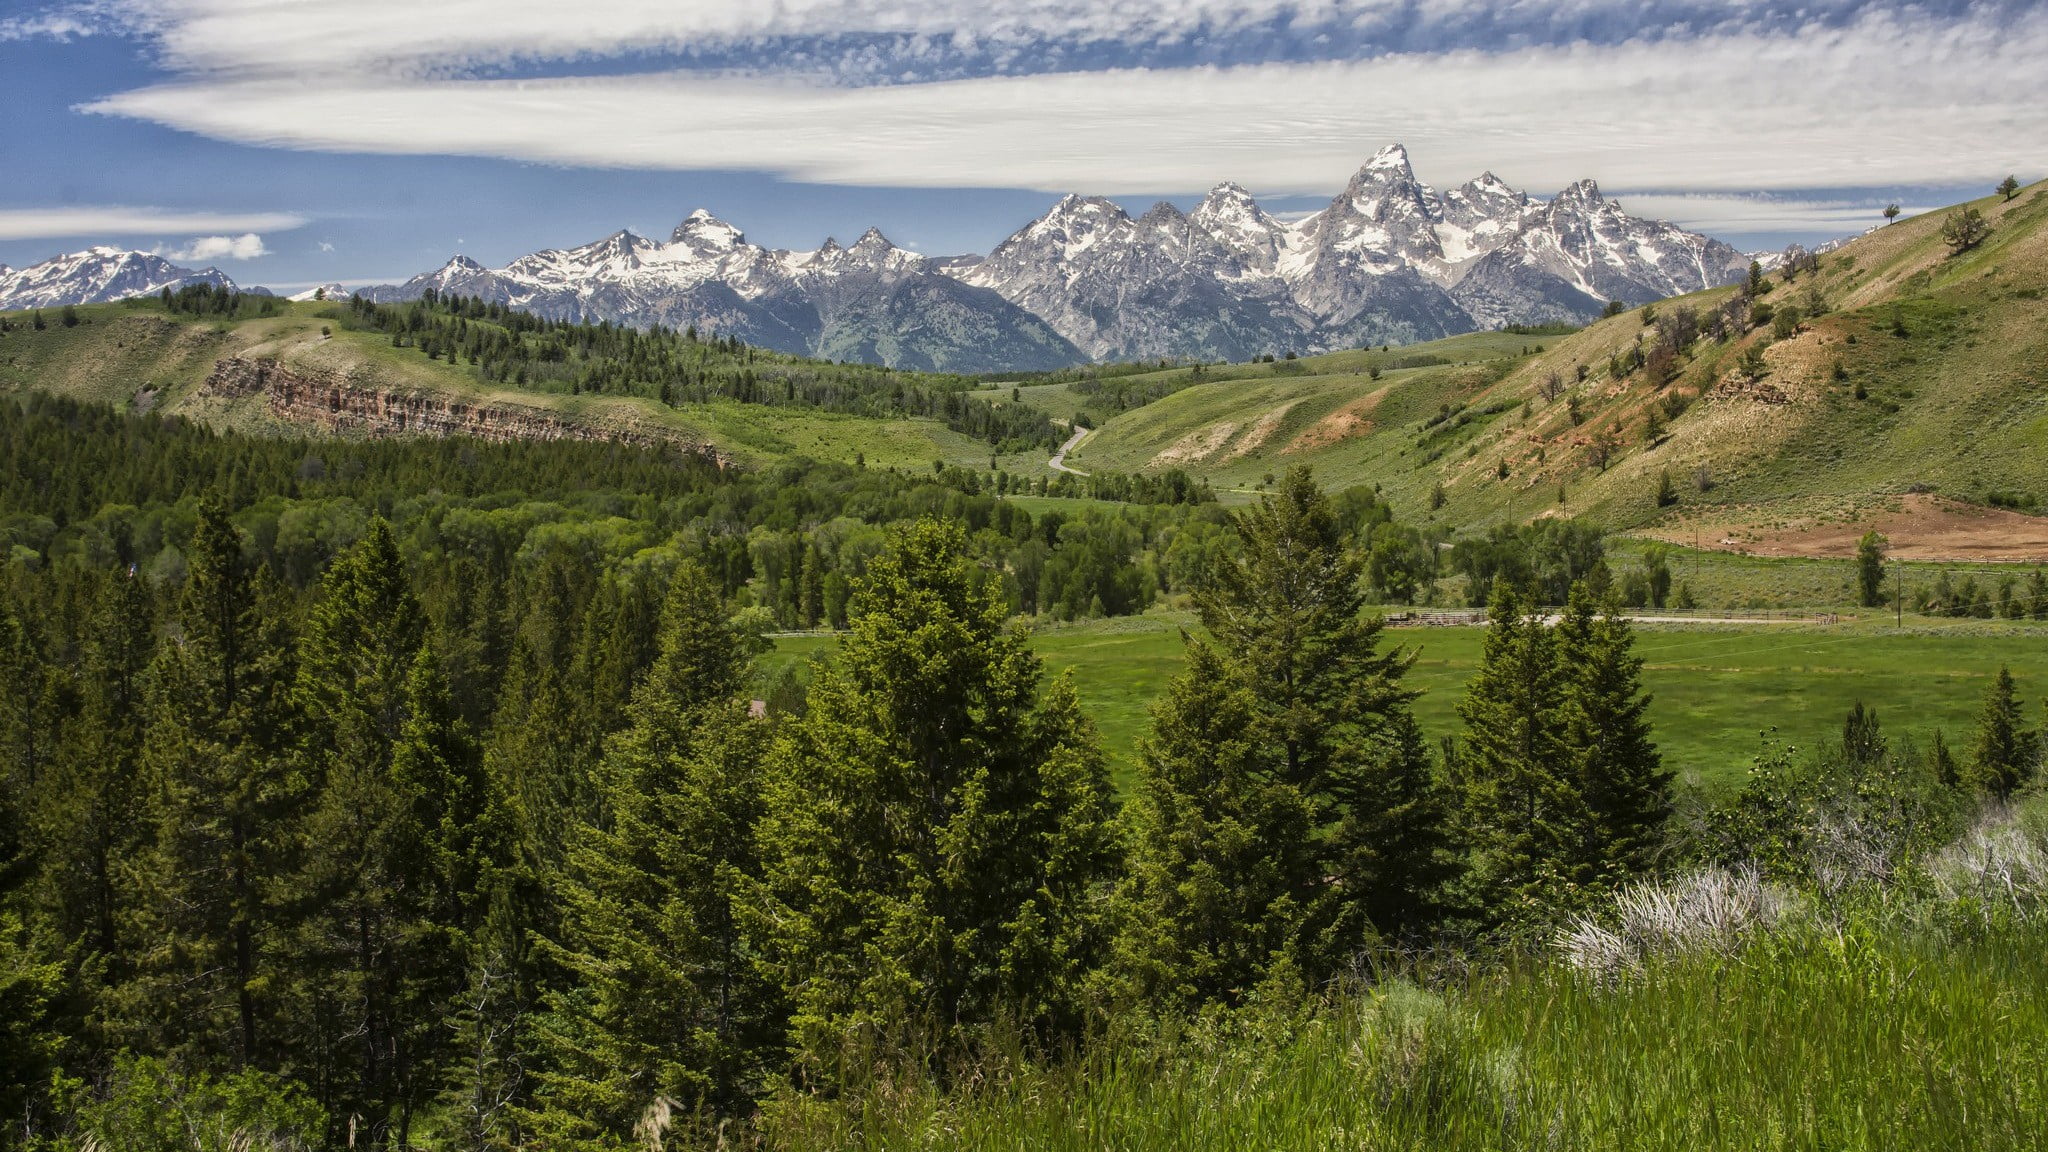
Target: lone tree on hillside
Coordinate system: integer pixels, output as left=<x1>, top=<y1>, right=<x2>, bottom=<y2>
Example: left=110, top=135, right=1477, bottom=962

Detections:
left=1998, top=175, right=2021, bottom=202
left=1941, top=207, right=1990, bottom=254
left=1882, top=203, right=1901, bottom=225
left=1856, top=531, right=1888, bottom=608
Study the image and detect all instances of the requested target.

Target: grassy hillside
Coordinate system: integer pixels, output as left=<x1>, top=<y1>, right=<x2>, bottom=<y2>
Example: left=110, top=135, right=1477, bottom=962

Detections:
left=1056, top=330, right=1549, bottom=503
left=1063, top=182, right=2048, bottom=556
left=0, top=296, right=1022, bottom=471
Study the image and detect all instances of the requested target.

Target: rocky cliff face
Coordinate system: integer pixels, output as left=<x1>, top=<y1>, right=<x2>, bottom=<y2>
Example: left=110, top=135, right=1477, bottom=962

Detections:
left=203, top=357, right=733, bottom=465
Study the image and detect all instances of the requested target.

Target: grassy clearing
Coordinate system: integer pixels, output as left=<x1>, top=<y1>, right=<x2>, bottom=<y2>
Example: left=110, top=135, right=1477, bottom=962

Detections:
left=766, top=912, right=2048, bottom=1151
left=769, top=612, right=2048, bottom=794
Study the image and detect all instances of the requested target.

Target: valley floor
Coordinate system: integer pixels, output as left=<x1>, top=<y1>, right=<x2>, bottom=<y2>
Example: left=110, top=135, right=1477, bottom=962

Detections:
left=769, top=610, right=2048, bottom=794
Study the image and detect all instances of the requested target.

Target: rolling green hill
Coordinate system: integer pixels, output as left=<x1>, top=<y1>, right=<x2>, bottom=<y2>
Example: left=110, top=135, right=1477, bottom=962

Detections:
left=9, top=180, right=2046, bottom=560
left=1061, top=181, right=2048, bottom=556
left=0, top=293, right=1037, bottom=472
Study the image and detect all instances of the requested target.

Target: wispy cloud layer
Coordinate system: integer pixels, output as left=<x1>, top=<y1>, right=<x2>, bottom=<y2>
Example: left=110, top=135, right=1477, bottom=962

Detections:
left=23, top=0, right=2004, bottom=80
left=1615, top=194, right=1943, bottom=237
left=80, top=7, right=2048, bottom=198
left=0, top=206, right=307, bottom=240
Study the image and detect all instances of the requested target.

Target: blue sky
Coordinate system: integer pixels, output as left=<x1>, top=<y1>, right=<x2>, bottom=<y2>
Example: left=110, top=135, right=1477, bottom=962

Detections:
left=3, top=0, right=2041, bottom=291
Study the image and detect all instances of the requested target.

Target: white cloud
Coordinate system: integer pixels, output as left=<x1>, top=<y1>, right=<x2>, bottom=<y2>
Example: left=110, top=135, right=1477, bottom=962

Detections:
left=159, top=232, right=269, bottom=260
left=318, top=240, right=335, bottom=252
left=47, top=0, right=1903, bottom=77
left=0, top=206, right=307, bottom=240
left=0, top=13, right=100, bottom=40
left=81, top=7, right=2048, bottom=197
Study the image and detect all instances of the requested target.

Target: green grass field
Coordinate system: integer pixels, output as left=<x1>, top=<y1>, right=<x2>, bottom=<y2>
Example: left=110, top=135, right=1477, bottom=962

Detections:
left=770, top=912, right=2048, bottom=1151
left=767, top=612, right=2048, bottom=794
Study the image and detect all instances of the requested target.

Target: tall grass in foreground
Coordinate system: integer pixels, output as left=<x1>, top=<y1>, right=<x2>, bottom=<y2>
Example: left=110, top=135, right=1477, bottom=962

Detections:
left=765, top=904, right=2048, bottom=1149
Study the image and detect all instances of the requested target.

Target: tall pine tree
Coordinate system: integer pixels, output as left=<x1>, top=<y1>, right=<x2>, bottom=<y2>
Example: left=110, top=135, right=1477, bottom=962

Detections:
left=748, top=519, right=1119, bottom=1084
left=285, top=520, right=488, bottom=1148
left=1119, top=466, right=1453, bottom=1006
left=527, top=562, right=775, bottom=1148
left=1455, top=578, right=1584, bottom=918
left=122, top=500, right=297, bottom=1069
left=1971, top=666, right=2036, bottom=800
left=1555, top=584, right=1669, bottom=886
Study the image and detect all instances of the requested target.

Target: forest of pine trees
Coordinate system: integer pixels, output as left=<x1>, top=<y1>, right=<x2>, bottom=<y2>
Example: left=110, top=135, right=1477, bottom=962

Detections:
left=1, top=397, right=2033, bottom=1150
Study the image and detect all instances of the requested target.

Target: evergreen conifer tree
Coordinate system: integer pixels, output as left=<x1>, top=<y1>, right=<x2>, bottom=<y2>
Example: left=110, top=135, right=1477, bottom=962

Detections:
left=1555, top=585, right=1669, bottom=885
left=1970, top=666, right=2036, bottom=800
left=1455, top=578, right=1583, bottom=916
left=285, top=521, right=487, bottom=1146
left=748, top=519, right=1119, bottom=1084
left=122, top=500, right=296, bottom=1069
left=1119, top=467, right=1452, bottom=1006
left=527, top=563, right=775, bottom=1147
left=35, top=571, right=155, bottom=980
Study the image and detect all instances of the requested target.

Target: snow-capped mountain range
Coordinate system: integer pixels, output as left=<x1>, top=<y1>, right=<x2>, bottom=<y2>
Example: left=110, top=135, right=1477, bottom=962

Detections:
left=3, top=146, right=1750, bottom=370
left=0, top=247, right=236, bottom=312
left=365, top=213, right=1081, bottom=373
left=365, top=145, right=1745, bottom=367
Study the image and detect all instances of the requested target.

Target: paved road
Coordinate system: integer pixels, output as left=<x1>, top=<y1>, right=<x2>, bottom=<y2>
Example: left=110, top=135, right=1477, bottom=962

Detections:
left=1049, top=425, right=1090, bottom=476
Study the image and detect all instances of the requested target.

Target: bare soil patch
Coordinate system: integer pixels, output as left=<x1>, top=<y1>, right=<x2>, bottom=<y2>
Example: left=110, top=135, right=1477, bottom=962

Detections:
left=1224, top=401, right=1300, bottom=461
left=1152, top=422, right=1238, bottom=466
left=1648, top=494, right=2048, bottom=562
left=1286, top=387, right=1389, bottom=453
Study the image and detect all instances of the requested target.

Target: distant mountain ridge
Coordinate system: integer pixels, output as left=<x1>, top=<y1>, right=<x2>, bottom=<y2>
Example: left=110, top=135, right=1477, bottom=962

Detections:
left=366, top=145, right=1746, bottom=366
left=0, top=247, right=236, bottom=311
left=364, top=214, right=1082, bottom=374
left=3, top=145, right=1751, bottom=368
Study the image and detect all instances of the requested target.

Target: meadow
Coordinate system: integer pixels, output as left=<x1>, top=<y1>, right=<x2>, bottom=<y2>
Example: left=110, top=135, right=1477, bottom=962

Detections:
left=768, top=612, right=2048, bottom=793
left=768, top=913, right=2048, bottom=1151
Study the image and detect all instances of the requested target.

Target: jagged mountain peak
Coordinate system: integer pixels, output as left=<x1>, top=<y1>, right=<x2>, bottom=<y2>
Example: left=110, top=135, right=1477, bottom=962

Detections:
left=1463, top=171, right=1521, bottom=196
left=1039, top=194, right=1130, bottom=225
left=1138, top=201, right=1189, bottom=226
left=1200, top=180, right=1258, bottom=206
left=807, top=227, right=920, bottom=276
left=1194, top=182, right=1279, bottom=224
left=578, top=230, right=653, bottom=265
left=1363, top=142, right=1415, bottom=174
left=671, top=210, right=747, bottom=249
left=1554, top=178, right=1605, bottom=207
left=850, top=226, right=895, bottom=252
